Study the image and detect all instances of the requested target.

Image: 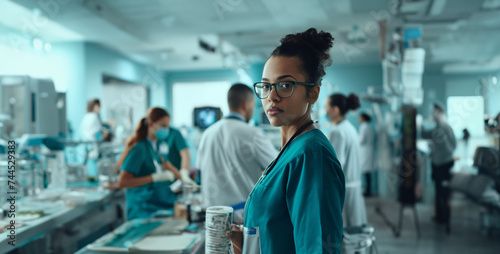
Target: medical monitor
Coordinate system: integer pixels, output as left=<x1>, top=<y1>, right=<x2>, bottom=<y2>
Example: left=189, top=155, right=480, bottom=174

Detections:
left=193, top=107, right=222, bottom=129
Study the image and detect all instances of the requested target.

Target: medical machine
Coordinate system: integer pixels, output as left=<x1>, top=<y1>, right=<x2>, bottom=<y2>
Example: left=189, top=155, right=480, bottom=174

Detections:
left=0, top=76, right=65, bottom=139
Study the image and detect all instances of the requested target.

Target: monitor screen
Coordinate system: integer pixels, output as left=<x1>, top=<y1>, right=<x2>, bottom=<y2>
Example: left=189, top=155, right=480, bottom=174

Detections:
left=193, top=107, right=222, bottom=129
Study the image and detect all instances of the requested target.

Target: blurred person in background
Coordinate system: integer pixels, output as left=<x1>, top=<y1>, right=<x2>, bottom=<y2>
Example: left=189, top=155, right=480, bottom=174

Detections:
left=115, top=107, right=195, bottom=220
left=197, top=83, right=277, bottom=222
left=80, top=99, right=109, bottom=179
left=359, top=112, right=375, bottom=197
left=422, top=103, right=457, bottom=232
left=326, top=93, right=367, bottom=227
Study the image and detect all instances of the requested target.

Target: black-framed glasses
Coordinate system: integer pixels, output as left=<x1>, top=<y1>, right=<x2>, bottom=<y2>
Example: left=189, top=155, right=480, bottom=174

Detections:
left=253, top=81, right=316, bottom=99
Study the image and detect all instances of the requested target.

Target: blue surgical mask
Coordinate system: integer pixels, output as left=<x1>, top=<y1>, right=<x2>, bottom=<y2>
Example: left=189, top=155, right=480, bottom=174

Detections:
left=155, top=127, right=170, bottom=140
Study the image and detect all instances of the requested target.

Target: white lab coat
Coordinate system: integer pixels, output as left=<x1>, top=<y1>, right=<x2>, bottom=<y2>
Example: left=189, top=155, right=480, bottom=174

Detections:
left=197, top=117, right=277, bottom=211
left=80, top=112, right=102, bottom=159
left=359, top=122, right=375, bottom=172
left=80, top=112, right=102, bottom=141
left=328, top=119, right=367, bottom=227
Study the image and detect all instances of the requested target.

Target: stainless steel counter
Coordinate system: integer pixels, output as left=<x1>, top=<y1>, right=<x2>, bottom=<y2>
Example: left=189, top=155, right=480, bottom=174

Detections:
left=0, top=188, right=125, bottom=253
left=75, top=219, right=205, bottom=254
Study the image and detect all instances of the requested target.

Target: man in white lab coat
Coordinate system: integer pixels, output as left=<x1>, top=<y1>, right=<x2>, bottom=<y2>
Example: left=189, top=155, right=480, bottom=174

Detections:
left=197, top=84, right=277, bottom=216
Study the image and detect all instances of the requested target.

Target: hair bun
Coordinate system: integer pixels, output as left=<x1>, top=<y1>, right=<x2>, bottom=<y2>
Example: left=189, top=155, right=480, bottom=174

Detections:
left=272, top=28, right=334, bottom=85
left=281, top=28, right=334, bottom=56
left=302, top=28, right=334, bottom=54
left=347, top=93, right=360, bottom=110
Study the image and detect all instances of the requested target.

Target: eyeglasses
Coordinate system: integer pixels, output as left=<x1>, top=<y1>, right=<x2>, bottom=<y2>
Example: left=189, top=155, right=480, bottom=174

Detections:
left=253, top=81, right=316, bottom=99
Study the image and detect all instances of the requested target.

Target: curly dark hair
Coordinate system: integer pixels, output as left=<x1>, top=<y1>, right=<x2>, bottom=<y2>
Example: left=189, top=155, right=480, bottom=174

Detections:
left=270, top=28, right=334, bottom=86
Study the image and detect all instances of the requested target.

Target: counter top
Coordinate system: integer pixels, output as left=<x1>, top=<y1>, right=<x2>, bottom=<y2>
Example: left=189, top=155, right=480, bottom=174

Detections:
left=0, top=187, right=124, bottom=253
left=75, top=219, right=205, bottom=254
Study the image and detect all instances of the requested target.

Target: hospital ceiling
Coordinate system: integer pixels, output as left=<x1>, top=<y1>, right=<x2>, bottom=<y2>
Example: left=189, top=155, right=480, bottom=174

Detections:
left=1, top=0, right=500, bottom=72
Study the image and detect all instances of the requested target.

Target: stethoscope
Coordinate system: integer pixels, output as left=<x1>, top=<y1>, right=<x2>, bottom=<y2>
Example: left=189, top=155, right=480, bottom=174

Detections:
left=244, top=119, right=315, bottom=213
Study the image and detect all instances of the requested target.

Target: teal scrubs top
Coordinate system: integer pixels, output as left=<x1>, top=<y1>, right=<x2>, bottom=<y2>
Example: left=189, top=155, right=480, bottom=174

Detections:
left=120, top=139, right=177, bottom=220
left=160, top=127, right=188, bottom=169
left=244, top=129, right=345, bottom=254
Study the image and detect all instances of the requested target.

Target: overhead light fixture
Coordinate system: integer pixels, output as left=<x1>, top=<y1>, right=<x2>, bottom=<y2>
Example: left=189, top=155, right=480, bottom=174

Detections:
left=199, top=39, right=216, bottom=53
left=32, top=38, right=43, bottom=51
left=44, top=42, right=52, bottom=52
left=32, top=8, right=42, bottom=16
left=492, top=75, right=498, bottom=85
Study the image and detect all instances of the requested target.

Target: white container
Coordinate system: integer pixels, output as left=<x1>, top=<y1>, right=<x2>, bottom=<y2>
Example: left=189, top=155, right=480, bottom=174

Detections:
left=205, top=206, right=233, bottom=254
left=402, top=48, right=426, bottom=106
left=403, top=48, right=426, bottom=75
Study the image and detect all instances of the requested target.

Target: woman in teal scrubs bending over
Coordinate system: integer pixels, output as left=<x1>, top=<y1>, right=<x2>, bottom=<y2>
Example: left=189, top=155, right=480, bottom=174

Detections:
left=229, top=28, right=345, bottom=254
left=116, top=107, right=193, bottom=220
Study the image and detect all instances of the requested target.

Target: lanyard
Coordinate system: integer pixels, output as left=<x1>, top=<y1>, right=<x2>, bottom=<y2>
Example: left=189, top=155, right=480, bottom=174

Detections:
left=245, top=120, right=314, bottom=212
left=262, top=120, right=314, bottom=176
left=146, top=140, right=162, bottom=174
left=225, top=115, right=245, bottom=122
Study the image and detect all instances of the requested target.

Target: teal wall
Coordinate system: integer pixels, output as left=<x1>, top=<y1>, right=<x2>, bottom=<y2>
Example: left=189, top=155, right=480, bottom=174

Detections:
left=57, top=42, right=87, bottom=137
left=419, top=71, right=446, bottom=118
left=491, top=71, right=500, bottom=115
left=321, top=64, right=383, bottom=129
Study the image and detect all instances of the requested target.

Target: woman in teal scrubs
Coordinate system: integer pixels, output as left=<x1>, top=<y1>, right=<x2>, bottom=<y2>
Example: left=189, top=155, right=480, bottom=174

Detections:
left=229, top=28, right=345, bottom=254
left=116, top=107, right=189, bottom=220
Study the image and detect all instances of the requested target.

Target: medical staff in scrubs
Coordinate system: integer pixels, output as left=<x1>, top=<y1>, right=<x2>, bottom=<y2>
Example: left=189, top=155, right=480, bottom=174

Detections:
left=197, top=83, right=277, bottom=213
left=229, top=28, right=345, bottom=254
left=116, top=108, right=194, bottom=220
left=325, top=93, right=367, bottom=227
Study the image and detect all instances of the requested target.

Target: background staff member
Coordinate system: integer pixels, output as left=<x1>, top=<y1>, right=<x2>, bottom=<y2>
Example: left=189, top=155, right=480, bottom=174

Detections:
left=115, top=110, right=193, bottom=185
left=230, top=28, right=345, bottom=254
left=197, top=83, right=277, bottom=215
left=359, top=112, right=375, bottom=196
left=116, top=108, right=191, bottom=220
left=325, top=93, right=367, bottom=227
left=422, top=103, right=457, bottom=232
left=80, top=99, right=109, bottom=179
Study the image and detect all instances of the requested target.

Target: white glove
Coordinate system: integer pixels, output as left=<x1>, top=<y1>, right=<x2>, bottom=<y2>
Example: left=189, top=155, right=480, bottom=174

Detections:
left=151, top=171, right=175, bottom=182
left=180, top=169, right=198, bottom=186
